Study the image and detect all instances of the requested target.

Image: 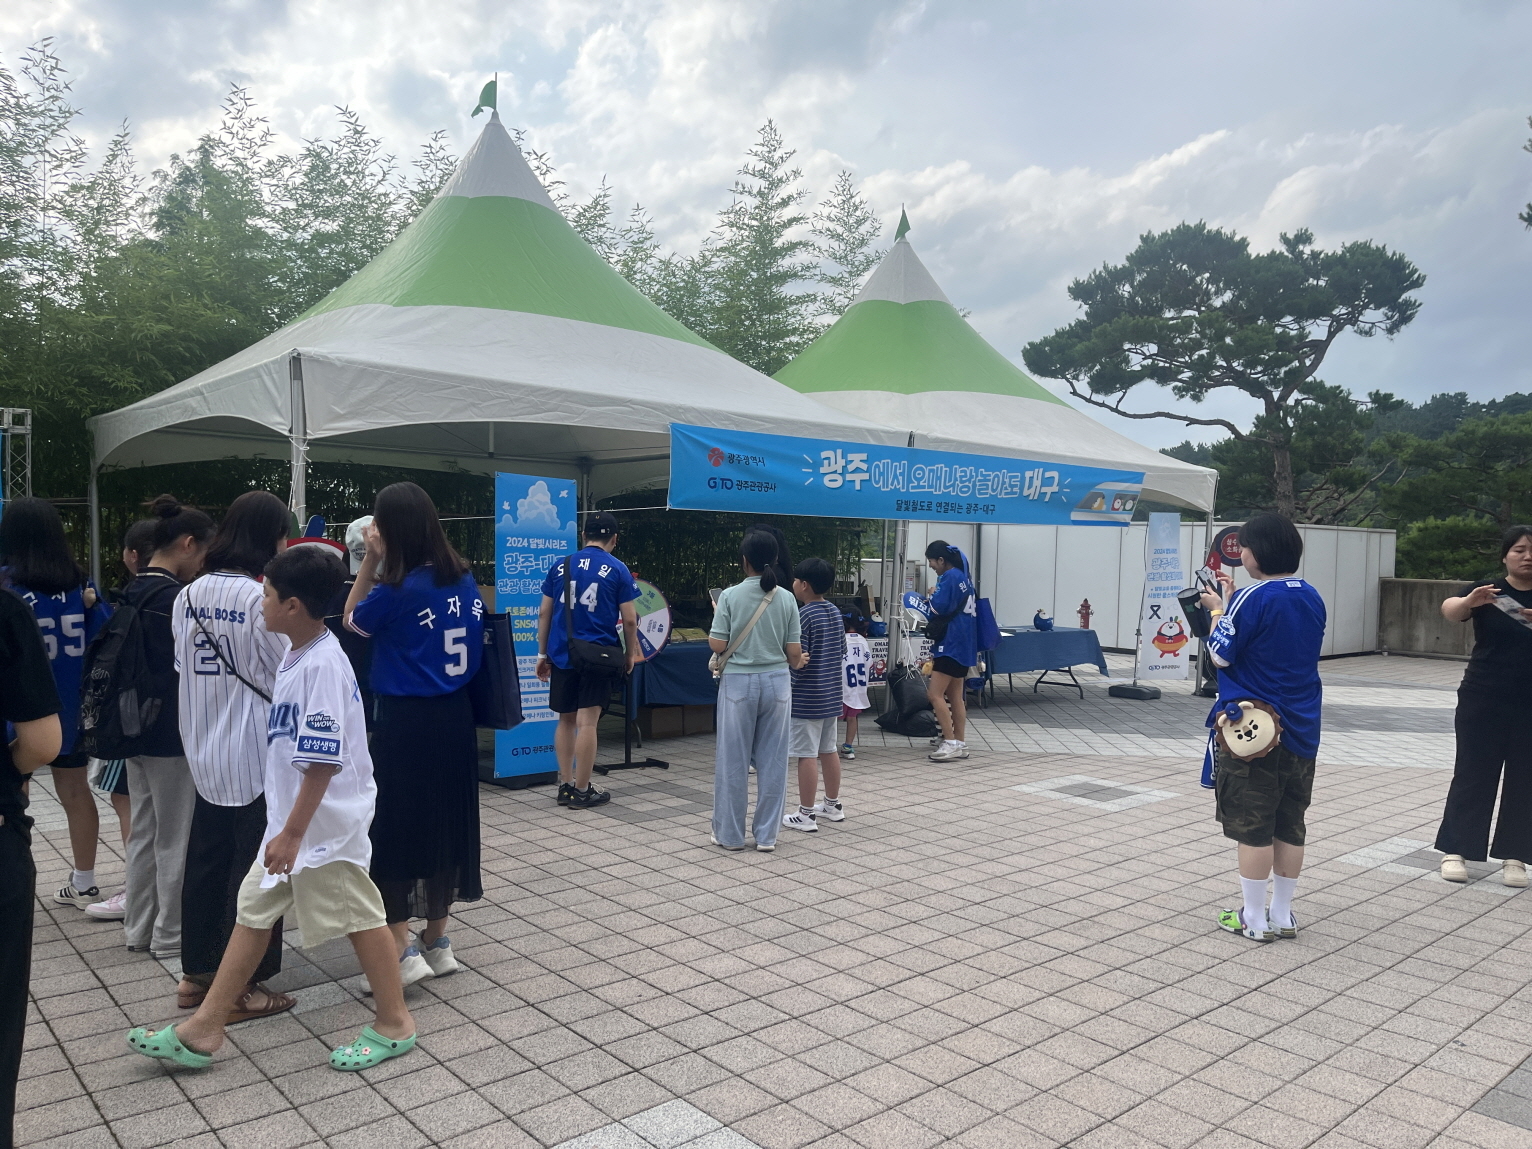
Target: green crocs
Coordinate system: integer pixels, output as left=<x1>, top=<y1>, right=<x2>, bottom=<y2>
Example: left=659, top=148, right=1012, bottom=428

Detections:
left=1217, top=908, right=1275, bottom=943
left=126, top=1024, right=213, bottom=1069
left=330, top=1026, right=416, bottom=1072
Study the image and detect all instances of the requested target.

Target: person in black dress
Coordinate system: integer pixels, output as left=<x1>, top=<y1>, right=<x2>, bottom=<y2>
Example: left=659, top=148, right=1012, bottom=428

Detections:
left=1435, top=525, right=1532, bottom=887
left=0, top=584, right=62, bottom=1147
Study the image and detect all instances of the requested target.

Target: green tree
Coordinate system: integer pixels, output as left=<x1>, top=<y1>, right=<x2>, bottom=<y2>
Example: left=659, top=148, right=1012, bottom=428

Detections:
left=1378, top=413, right=1532, bottom=529
left=812, top=171, right=883, bottom=317
left=1395, top=516, right=1503, bottom=580
left=1521, top=115, right=1532, bottom=230
left=703, top=121, right=820, bottom=375
left=1022, top=222, right=1424, bottom=519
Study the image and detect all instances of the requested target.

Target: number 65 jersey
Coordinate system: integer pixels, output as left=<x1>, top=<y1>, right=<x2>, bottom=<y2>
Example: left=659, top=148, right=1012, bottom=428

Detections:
left=173, top=571, right=287, bottom=806
left=349, top=566, right=485, bottom=697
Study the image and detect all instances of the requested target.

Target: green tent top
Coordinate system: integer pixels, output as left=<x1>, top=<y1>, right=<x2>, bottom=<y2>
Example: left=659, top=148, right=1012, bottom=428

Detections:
left=774, top=228, right=1216, bottom=510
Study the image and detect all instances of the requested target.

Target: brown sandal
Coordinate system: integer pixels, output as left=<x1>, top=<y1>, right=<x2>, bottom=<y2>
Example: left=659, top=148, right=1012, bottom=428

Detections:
left=224, top=983, right=297, bottom=1025
left=177, top=984, right=207, bottom=1010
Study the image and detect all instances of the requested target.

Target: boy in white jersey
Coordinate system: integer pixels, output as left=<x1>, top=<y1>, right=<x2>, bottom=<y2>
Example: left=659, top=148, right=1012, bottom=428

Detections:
left=841, top=614, right=871, bottom=761
left=128, top=547, right=415, bottom=1073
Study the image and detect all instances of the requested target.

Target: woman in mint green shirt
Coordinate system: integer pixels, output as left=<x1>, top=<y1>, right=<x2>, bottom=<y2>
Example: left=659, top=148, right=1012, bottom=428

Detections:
left=708, top=530, right=804, bottom=851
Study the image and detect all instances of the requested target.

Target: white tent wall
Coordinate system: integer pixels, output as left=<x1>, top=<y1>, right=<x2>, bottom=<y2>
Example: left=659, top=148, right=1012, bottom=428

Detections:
left=888, top=520, right=1394, bottom=656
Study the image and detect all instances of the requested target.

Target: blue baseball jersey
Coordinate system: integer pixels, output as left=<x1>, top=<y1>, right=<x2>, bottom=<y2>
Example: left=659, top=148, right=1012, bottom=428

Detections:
left=540, top=547, right=640, bottom=671
left=1205, top=577, right=1327, bottom=758
left=349, top=567, right=484, bottom=697
left=10, top=582, right=109, bottom=754
left=929, top=566, right=978, bottom=667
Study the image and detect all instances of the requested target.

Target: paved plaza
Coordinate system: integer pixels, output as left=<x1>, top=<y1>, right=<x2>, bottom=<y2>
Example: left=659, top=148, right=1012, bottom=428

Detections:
left=18, top=652, right=1532, bottom=1148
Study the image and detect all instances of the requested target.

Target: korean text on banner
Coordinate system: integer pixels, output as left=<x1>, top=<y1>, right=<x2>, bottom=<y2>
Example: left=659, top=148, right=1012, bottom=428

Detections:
left=494, top=472, right=578, bottom=778
left=668, top=424, right=1145, bottom=527
left=1140, top=512, right=1190, bottom=680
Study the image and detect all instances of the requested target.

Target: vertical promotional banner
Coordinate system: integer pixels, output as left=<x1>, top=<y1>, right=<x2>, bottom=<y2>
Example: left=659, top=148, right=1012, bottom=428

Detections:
left=1140, top=512, right=1191, bottom=680
left=494, top=472, right=577, bottom=778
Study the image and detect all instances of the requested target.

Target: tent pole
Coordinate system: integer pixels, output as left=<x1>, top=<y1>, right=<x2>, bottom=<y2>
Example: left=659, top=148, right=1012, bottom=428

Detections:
left=288, top=353, right=308, bottom=522
left=88, top=462, right=101, bottom=590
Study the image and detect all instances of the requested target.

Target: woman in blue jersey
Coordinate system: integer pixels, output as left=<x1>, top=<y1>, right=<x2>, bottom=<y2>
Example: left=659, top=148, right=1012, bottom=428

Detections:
left=0, top=498, right=111, bottom=909
left=1198, top=513, right=1326, bottom=943
left=923, top=541, right=976, bottom=763
left=346, top=482, right=483, bottom=987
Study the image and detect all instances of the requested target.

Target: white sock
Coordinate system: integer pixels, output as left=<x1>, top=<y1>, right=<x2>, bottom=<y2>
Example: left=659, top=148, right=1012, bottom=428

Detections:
left=1269, top=875, right=1298, bottom=928
left=1240, top=877, right=1268, bottom=934
left=72, top=869, right=95, bottom=891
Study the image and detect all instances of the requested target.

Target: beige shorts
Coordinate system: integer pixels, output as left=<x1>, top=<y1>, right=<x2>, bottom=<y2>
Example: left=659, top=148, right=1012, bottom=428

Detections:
left=236, top=859, right=386, bottom=949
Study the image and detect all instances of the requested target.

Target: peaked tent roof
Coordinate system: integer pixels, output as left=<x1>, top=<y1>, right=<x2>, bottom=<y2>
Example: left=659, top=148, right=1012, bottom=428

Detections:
left=90, top=113, right=903, bottom=495
left=775, top=233, right=1217, bottom=510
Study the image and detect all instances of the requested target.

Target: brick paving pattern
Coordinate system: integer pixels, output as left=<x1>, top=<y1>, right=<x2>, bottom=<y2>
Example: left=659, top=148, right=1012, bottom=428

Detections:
left=17, top=653, right=1532, bottom=1147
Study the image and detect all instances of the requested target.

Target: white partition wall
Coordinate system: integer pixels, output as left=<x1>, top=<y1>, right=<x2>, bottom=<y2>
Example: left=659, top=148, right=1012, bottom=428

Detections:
left=891, top=520, right=1394, bottom=656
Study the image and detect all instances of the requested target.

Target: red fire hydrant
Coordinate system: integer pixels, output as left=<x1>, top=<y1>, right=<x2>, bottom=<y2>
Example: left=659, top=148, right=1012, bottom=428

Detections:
left=1078, top=598, right=1092, bottom=629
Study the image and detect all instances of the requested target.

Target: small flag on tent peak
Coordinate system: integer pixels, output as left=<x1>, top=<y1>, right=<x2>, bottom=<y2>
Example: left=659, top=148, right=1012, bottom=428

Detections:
left=894, top=208, right=911, bottom=242
left=472, top=78, right=497, bottom=117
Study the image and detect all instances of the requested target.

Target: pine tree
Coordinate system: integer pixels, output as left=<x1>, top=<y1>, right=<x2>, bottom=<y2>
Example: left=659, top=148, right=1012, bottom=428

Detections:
left=704, top=121, right=820, bottom=375
left=813, top=170, right=883, bottom=317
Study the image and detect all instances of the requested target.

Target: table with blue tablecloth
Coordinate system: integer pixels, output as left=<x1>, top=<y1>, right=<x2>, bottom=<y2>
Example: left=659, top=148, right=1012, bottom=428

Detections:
left=631, top=641, right=718, bottom=706
left=985, top=627, right=1108, bottom=698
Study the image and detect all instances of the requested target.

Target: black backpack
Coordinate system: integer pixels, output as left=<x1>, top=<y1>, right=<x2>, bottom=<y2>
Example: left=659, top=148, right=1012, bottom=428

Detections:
left=875, top=663, right=939, bottom=738
left=78, top=600, right=169, bottom=759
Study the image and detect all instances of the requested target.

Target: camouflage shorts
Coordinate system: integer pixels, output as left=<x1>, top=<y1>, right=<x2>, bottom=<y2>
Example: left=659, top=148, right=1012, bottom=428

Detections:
left=1214, top=742, right=1315, bottom=848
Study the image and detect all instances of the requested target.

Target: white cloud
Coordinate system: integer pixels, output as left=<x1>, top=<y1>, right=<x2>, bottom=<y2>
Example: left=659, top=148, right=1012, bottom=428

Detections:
left=515, top=480, right=563, bottom=532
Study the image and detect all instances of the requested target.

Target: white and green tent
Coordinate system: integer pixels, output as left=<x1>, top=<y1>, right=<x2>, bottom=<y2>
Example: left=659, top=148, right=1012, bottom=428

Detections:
left=774, top=222, right=1217, bottom=511
left=88, top=112, right=904, bottom=535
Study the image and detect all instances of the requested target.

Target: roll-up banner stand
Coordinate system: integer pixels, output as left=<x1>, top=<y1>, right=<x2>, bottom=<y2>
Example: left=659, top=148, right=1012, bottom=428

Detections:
left=490, top=471, right=577, bottom=784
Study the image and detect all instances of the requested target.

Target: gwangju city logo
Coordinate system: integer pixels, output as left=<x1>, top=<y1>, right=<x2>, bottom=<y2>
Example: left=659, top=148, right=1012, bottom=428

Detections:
left=707, top=447, right=724, bottom=467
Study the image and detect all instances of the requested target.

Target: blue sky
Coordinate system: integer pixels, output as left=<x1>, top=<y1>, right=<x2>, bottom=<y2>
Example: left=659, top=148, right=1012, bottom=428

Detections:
left=5, top=0, right=1529, bottom=448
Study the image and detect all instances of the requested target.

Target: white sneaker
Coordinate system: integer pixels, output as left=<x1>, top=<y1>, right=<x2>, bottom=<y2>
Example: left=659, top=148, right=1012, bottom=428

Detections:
left=420, top=936, right=459, bottom=976
left=54, top=883, right=100, bottom=911
left=813, top=799, right=845, bottom=823
left=782, top=811, right=819, bottom=833
left=85, top=890, right=127, bottom=920
left=929, top=741, right=964, bottom=762
left=955, top=741, right=971, bottom=759
left=362, top=945, right=434, bottom=996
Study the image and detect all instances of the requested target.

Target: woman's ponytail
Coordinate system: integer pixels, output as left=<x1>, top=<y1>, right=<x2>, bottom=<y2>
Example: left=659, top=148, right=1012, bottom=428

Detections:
left=741, top=530, right=779, bottom=592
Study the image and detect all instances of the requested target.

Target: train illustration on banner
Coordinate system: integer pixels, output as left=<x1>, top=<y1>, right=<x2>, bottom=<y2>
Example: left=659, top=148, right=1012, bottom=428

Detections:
left=1069, top=482, right=1140, bottom=525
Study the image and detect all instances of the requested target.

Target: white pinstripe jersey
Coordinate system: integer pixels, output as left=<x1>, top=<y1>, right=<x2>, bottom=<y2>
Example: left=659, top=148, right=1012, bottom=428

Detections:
left=172, top=571, right=288, bottom=806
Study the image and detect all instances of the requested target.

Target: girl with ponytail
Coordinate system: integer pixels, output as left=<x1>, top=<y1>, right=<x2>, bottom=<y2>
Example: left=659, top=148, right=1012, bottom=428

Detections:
left=923, top=539, right=977, bottom=762
left=706, top=530, right=805, bottom=851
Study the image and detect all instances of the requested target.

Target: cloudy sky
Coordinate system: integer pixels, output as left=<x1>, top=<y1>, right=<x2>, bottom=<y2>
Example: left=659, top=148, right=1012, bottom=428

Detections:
left=5, top=0, right=1529, bottom=448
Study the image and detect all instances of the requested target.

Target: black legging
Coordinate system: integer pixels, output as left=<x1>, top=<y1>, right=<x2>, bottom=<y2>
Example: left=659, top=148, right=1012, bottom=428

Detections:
left=1435, top=690, right=1532, bottom=862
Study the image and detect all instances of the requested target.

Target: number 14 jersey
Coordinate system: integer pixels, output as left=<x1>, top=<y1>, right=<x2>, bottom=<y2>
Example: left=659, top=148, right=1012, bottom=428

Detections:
left=540, top=547, right=640, bottom=671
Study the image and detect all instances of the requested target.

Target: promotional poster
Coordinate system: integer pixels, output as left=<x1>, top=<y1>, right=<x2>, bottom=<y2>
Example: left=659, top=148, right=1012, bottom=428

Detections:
left=493, top=472, right=577, bottom=778
left=1139, top=512, right=1191, bottom=680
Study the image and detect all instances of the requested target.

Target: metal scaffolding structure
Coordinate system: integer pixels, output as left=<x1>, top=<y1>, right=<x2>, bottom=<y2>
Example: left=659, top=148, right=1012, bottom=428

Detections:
left=1, top=408, right=32, bottom=504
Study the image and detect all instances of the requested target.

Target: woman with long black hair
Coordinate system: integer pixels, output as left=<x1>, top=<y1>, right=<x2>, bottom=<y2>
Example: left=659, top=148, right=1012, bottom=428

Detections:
left=0, top=498, right=111, bottom=910
left=346, top=482, right=484, bottom=987
left=923, top=540, right=976, bottom=763
left=171, top=491, right=294, bottom=1020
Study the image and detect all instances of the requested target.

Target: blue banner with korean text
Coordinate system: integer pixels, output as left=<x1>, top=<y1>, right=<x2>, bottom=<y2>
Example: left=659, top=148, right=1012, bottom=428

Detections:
left=667, top=424, right=1145, bottom=526
left=494, top=472, right=578, bottom=778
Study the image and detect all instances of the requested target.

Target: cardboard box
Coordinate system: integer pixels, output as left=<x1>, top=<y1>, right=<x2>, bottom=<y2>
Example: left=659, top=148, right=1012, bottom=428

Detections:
left=637, top=706, right=685, bottom=739
left=682, top=705, right=715, bottom=735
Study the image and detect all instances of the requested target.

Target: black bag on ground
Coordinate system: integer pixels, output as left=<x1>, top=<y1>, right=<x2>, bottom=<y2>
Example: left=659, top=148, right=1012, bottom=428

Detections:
left=469, top=612, right=524, bottom=730
left=563, top=553, right=625, bottom=677
left=78, top=602, right=169, bottom=759
left=876, top=663, right=939, bottom=738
